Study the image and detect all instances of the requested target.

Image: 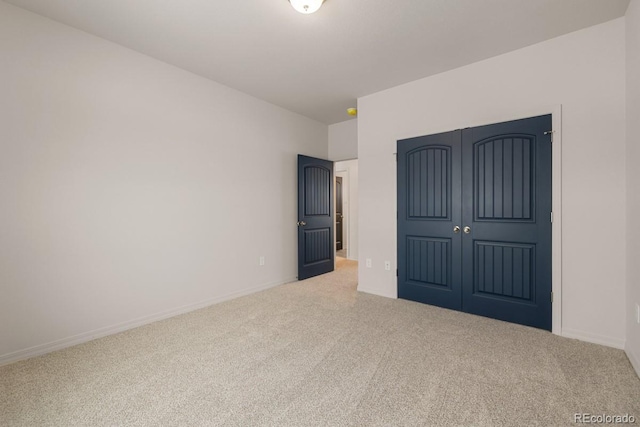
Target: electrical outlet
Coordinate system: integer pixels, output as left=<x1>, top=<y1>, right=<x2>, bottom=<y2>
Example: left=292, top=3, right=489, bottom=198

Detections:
left=636, top=303, right=640, bottom=324
left=366, top=258, right=372, bottom=268
left=384, top=261, right=391, bottom=271
left=259, top=256, right=265, bottom=266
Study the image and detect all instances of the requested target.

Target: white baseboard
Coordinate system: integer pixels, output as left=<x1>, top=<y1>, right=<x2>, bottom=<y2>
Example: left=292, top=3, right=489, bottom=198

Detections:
left=561, top=327, right=626, bottom=350
left=357, top=286, right=397, bottom=299
left=0, top=277, right=296, bottom=367
left=626, top=348, right=640, bottom=378
left=354, top=290, right=629, bottom=352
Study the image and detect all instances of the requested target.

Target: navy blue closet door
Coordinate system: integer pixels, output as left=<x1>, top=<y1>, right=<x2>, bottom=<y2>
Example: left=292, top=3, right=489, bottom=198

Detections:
left=398, top=115, right=552, bottom=331
left=461, top=115, right=552, bottom=330
left=397, top=130, right=463, bottom=310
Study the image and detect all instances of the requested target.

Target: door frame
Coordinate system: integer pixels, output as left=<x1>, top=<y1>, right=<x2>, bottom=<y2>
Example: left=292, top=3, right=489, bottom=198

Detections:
left=394, top=105, right=563, bottom=336
left=333, top=176, right=349, bottom=253
left=334, top=158, right=358, bottom=264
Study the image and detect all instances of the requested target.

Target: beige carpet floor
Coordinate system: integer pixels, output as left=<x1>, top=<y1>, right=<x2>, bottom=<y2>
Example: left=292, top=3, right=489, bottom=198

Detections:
left=1, top=258, right=639, bottom=426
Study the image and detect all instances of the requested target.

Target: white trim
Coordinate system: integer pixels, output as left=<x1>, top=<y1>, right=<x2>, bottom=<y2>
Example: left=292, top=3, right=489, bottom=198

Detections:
left=358, top=286, right=398, bottom=299
left=550, top=106, right=563, bottom=336
left=626, top=348, right=640, bottom=378
left=336, top=170, right=349, bottom=259
left=0, top=277, right=296, bottom=367
left=561, top=328, right=626, bottom=350
left=394, top=104, right=564, bottom=336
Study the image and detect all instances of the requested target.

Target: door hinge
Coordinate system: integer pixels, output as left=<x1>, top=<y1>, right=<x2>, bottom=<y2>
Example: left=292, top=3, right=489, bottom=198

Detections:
left=396, top=269, right=398, bottom=277
left=551, top=291, right=554, bottom=303
left=544, top=130, right=554, bottom=143
left=550, top=211, right=553, bottom=223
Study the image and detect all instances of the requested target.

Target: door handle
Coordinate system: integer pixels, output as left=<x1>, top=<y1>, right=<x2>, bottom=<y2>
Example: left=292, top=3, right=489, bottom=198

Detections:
left=453, top=226, right=461, bottom=234
left=463, top=226, right=471, bottom=234
left=297, top=221, right=306, bottom=226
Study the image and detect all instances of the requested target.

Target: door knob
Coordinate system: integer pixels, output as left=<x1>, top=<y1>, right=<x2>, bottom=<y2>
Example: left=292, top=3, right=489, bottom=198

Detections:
left=453, top=226, right=461, bottom=234
left=297, top=221, right=306, bottom=226
left=463, top=226, right=471, bottom=234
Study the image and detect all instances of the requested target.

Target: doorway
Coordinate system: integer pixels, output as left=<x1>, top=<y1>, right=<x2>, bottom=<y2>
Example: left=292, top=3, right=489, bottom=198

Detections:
left=336, top=176, right=344, bottom=254
left=397, top=115, right=552, bottom=330
left=334, top=159, right=358, bottom=263
left=297, top=155, right=359, bottom=279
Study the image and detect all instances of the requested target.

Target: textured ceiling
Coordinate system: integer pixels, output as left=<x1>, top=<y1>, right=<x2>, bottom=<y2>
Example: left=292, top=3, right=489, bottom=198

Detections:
left=3, top=0, right=631, bottom=124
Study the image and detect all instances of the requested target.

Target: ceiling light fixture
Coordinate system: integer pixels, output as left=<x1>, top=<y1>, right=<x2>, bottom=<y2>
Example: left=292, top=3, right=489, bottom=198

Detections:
left=289, top=0, right=325, bottom=14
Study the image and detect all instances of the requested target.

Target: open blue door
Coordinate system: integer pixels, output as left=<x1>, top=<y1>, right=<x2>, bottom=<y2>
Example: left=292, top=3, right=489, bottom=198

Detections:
left=298, top=155, right=334, bottom=280
left=398, top=115, right=552, bottom=330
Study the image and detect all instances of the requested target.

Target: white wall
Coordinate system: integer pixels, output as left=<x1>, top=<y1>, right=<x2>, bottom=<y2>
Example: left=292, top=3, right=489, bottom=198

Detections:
left=357, top=19, right=627, bottom=348
left=0, top=2, right=327, bottom=364
left=328, top=119, right=358, bottom=161
left=335, top=160, right=359, bottom=261
left=625, top=0, right=640, bottom=375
